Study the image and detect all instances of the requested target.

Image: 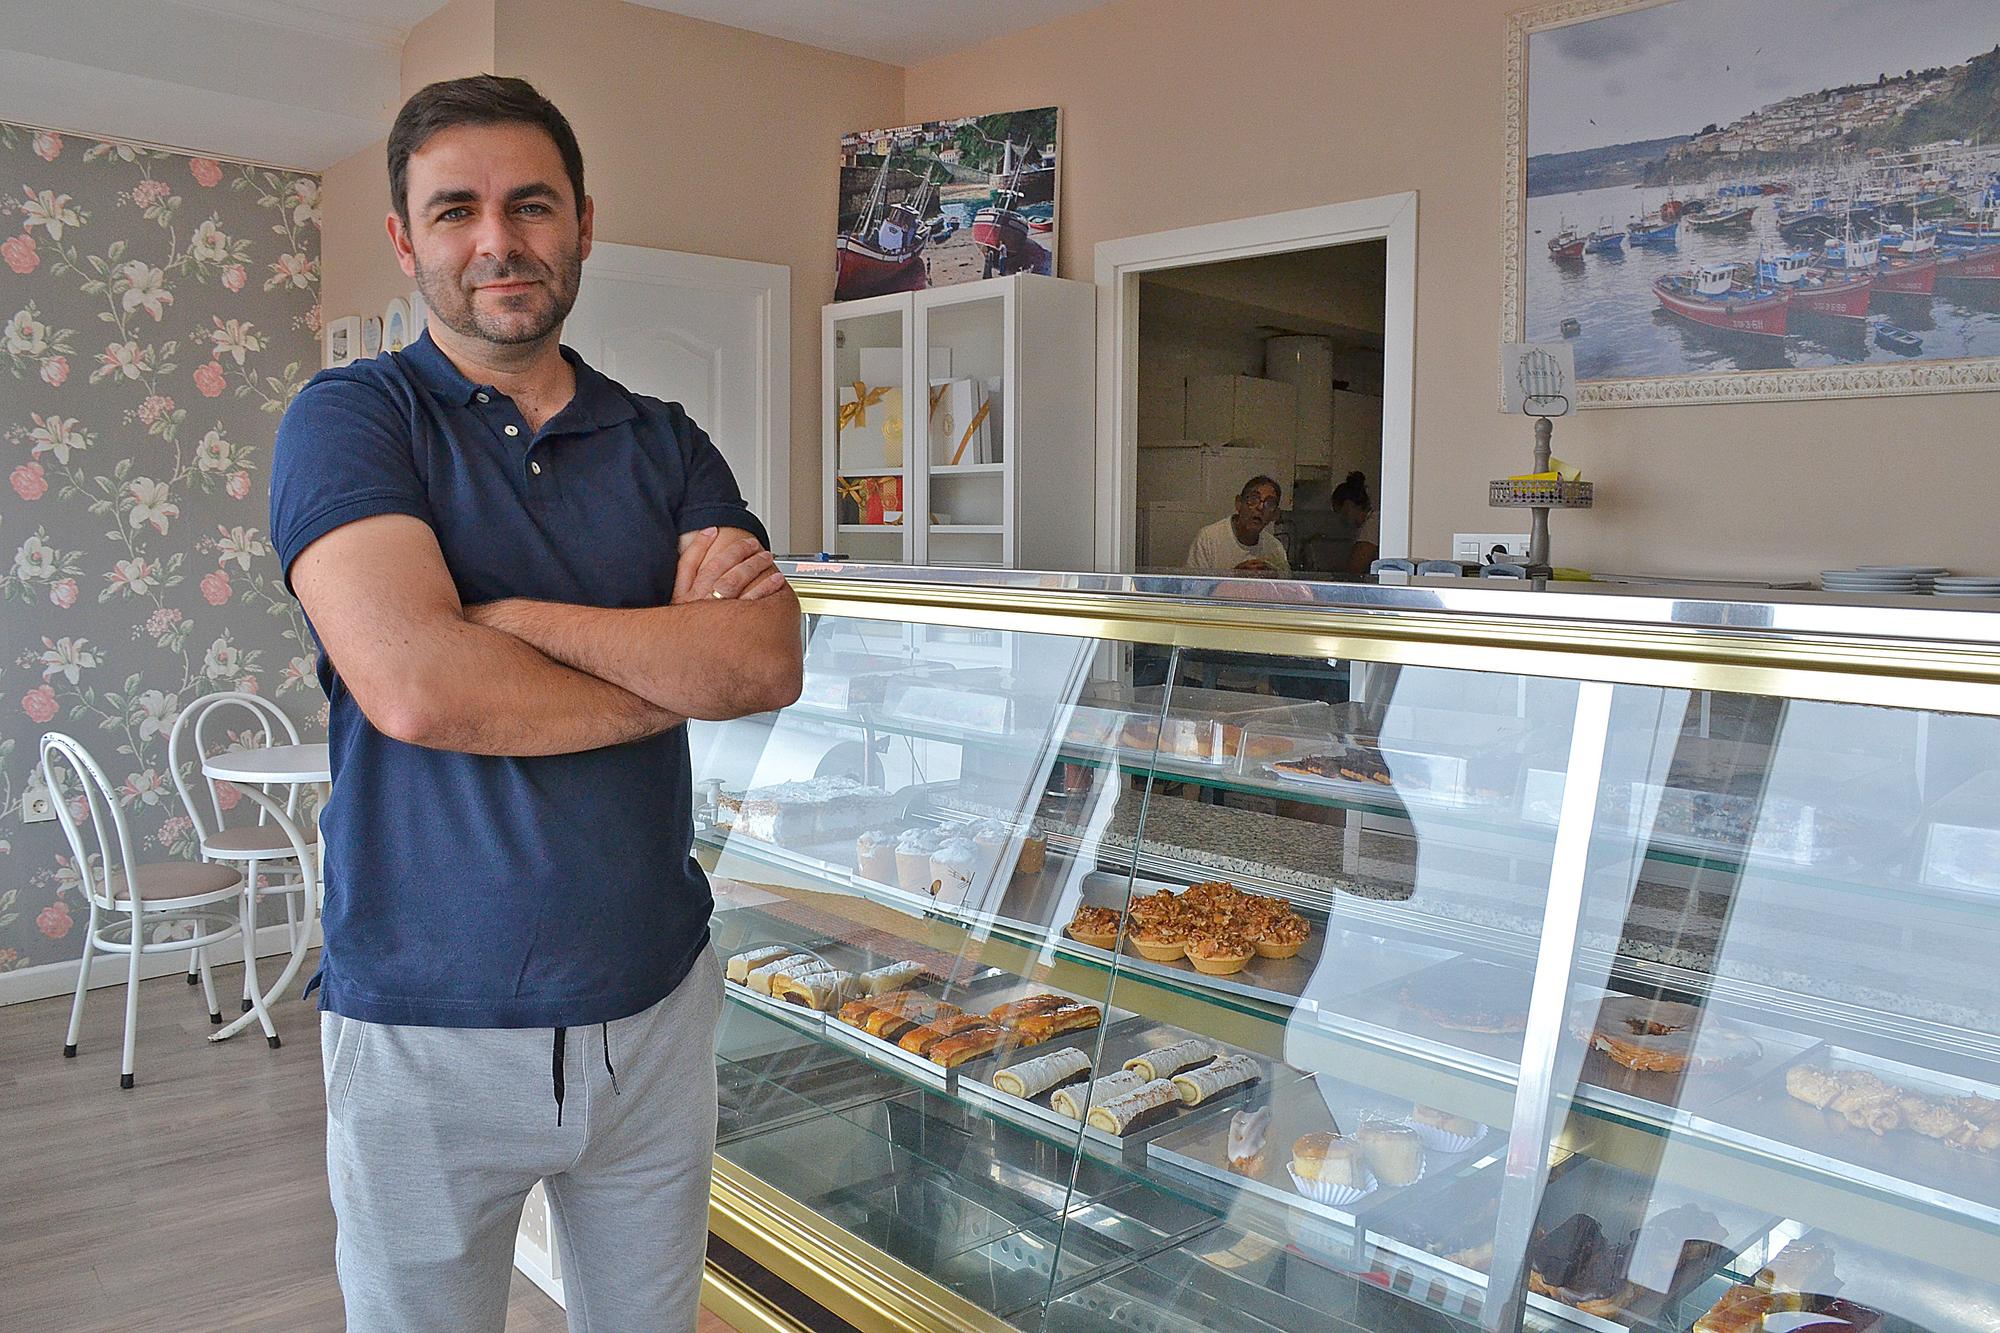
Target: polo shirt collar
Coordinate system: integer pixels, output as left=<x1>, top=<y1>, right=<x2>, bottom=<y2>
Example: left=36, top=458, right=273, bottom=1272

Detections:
left=401, top=328, right=638, bottom=431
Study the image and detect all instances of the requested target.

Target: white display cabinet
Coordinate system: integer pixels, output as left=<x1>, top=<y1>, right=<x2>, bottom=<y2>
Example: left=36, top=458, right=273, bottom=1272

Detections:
left=822, top=273, right=1096, bottom=570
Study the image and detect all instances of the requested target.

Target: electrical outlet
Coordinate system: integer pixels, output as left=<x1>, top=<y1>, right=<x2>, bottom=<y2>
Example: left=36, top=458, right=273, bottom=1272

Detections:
left=1452, top=532, right=1530, bottom=564
left=21, top=788, right=55, bottom=824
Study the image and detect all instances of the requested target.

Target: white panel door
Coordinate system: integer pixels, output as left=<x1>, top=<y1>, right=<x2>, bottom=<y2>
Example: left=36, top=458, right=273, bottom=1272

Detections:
left=561, top=241, right=791, bottom=551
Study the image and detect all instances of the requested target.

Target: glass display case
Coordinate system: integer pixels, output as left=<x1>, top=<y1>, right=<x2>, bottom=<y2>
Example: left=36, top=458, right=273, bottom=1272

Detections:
left=691, top=566, right=2000, bottom=1333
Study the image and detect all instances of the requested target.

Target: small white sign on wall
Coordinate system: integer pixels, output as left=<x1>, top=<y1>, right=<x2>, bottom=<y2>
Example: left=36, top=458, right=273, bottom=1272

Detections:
left=1501, top=342, right=1575, bottom=417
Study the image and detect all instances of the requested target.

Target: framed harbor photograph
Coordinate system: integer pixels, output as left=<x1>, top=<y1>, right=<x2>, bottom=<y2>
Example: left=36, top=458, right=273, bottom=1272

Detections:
left=1504, top=0, right=2000, bottom=406
left=835, top=107, right=1059, bottom=301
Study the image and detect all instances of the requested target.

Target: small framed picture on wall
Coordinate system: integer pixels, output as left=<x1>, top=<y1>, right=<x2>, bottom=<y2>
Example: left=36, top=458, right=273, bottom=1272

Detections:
left=361, top=315, right=383, bottom=358
left=324, top=315, right=360, bottom=368
left=408, top=287, right=425, bottom=337
left=382, top=297, right=412, bottom=353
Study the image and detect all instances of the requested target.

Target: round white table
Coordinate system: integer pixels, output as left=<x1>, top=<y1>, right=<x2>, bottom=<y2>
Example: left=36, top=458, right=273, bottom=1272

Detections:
left=201, top=741, right=330, bottom=785
left=201, top=742, right=329, bottom=1042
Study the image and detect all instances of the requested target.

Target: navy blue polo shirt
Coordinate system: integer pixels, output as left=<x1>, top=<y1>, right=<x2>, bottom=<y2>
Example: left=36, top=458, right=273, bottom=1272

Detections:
left=270, top=330, right=766, bottom=1028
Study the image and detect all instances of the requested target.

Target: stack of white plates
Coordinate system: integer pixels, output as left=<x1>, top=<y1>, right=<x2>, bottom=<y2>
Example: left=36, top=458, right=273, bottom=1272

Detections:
left=1820, top=569, right=1923, bottom=594
left=1933, top=575, right=2000, bottom=597
left=1857, top=564, right=1948, bottom=592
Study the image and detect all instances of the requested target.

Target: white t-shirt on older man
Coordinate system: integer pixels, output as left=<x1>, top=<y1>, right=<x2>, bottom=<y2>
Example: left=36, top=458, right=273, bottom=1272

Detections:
left=1185, top=518, right=1290, bottom=575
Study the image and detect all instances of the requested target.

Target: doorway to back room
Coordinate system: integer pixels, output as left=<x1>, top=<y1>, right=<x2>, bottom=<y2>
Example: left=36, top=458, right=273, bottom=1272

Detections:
left=1134, top=241, right=1388, bottom=579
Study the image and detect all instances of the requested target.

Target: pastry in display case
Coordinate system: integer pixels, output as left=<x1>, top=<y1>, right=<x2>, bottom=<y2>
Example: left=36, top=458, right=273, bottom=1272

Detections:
left=682, top=567, right=2000, bottom=1333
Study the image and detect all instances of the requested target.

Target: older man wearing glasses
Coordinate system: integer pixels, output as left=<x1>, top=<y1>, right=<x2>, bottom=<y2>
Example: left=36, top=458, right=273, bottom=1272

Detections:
left=1184, top=474, right=1290, bottom=576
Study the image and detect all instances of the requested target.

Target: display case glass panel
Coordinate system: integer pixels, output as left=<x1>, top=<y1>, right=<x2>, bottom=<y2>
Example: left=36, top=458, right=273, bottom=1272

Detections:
left=1512, top=688, right=2000, bottom=1333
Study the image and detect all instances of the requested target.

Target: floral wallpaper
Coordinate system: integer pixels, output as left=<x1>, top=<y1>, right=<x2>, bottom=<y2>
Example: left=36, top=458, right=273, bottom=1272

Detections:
left=0, top=122, right=324, bottom=975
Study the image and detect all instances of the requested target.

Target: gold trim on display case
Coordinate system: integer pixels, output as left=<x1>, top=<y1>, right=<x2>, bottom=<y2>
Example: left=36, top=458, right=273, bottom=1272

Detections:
left=794, top=577, right=2000, bottom=715
left=699, top=1260, right=815, bottom=1333
left=708, top=1158, right=1016, bottom=1333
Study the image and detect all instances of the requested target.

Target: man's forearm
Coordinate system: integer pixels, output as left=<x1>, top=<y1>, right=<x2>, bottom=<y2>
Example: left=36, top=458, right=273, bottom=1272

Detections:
left=393, top=617, right=685, bottom=756
left=470, top=589, right=804, bottom=721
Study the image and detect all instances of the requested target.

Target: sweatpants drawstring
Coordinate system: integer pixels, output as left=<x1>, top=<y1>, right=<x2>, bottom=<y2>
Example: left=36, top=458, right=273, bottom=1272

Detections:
left=552, top=1027, right=566, bottom=1126
left=553, top=1024, right=619, bottom=1125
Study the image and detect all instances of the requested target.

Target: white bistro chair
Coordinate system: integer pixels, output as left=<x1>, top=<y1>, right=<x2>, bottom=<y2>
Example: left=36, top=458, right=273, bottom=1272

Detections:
left=42, top=732, right=247, bottom=1088
left=167, top=692, right=319, bottom=1019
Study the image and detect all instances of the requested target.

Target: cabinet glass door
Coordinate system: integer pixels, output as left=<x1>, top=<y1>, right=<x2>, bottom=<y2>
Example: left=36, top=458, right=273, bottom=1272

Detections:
left=916, top=289, right=1009, bottom=570
left=830, top=303, right=912, bottom=564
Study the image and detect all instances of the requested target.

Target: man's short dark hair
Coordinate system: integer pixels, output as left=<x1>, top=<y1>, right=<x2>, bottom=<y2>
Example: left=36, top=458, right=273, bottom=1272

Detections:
left=1239, top=475, right=1282, bottom=504
left=388, top=75, right=585, bottom=221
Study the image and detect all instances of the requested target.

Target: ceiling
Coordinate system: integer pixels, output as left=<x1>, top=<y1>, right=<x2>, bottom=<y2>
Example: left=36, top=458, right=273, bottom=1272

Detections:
left=0, top=0, right=439, bottom=169
left=0, top=0, right=1109, bottom=171
left=626, top=0, right=1114, bottom=66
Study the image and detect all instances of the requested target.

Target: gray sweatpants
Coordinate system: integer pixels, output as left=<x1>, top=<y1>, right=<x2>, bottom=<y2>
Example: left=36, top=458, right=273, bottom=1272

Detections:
left=321, top=949, right=724, bottom=1332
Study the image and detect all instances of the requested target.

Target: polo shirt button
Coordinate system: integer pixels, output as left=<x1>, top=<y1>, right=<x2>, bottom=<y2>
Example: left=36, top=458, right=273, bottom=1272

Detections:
left=504, top=424, right=520, bottom=437
left=530, top=461, right=543, bottom=475
left=475, top=391, right=491, bottom=403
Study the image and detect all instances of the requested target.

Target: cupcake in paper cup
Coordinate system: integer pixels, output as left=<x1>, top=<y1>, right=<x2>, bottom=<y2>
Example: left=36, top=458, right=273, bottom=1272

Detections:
left=1286, top=1160, right=1377, bottom=1207
left=1286, top=1132, right=1377, bottom=1207
left=1405, top=1106, right=1485, bottom=1155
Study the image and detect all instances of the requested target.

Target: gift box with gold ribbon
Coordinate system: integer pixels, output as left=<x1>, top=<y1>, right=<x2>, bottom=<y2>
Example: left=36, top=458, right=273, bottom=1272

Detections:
left=837, top=380, right=904, bottom=470
left=835, top=474, right=902, bottom=525
left=926, top=378, right=993, bottom=466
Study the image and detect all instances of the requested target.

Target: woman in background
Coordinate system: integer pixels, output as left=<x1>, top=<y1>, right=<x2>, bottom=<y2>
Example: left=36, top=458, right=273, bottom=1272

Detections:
left=1298, top=471, right=1377, bottom=576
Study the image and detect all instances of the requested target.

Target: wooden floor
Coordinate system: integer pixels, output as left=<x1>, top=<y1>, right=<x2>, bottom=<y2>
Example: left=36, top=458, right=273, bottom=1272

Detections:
left=0, top=952, right=732, bottom=1332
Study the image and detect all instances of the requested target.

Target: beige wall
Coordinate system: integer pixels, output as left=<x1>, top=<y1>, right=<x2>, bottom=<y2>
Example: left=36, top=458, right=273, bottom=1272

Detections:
left=319, top=0, right=1992, bottom=575
left=319, top=0, right=498, bottom=334
left=904, top=0, right=1995, bottom=579
left=318, top=0, right=901, bottom=548
left=494, top=0, right=901, bottom=549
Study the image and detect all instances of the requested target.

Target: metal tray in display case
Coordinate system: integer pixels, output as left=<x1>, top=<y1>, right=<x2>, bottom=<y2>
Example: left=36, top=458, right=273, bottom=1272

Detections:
left=1145, top=1071, right=1506, bottom=1268
left=1044, top=870, right=1458, bottom=1013
left=1321, top=959, right=1820, bottom=1130
left=1320, top=954, right=1542, bottom=1077
left=1564, top=987, right=1823, bottom=1116
left=958, top=1016, right=1295, bottom=1159
left=1366, top=1152, right=1775, bottom=1333
left=1699, top=1044, right=2000, bottom=1230
left=1708, top=1227, right=2000, bottom=1333
left=821, top=974, right=1113, bottom=1095
left=715, top=1038, right=907, bottom=1147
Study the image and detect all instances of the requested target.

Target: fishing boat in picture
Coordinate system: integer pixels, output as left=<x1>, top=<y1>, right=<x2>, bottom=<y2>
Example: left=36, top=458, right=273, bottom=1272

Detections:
left=971, top=141, right=1045, bottom=279
left=1626, top=214, right=1681, bottom=247
left=1547, top=222, right=1586, bottom=260
left=1757, top=250, right=1871, bottom=320
left=835, top=156, right=935, bottom=300
left=1878, top=221, right=1940, bottom=261
left=1687, top=203, right=1758, bottom=233
left=1873, top=320, right=1922, bottom=354
left=1941, top=216, right=2000, bottom=248
left=1874, top=251, right=1939, bottom=296
left=1584, top=225, right=1626, bottom=254
left=1938, top=245, right=2000, bottom=280
left=1823, top=229, right=1935, bottom=296
left=1776, top=197, right=1871, bottom=246
left=1653, top=262, right=1789, bottom=338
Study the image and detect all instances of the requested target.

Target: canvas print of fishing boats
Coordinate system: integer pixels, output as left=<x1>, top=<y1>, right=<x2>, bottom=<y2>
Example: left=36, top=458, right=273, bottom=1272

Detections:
left=835, top=107, right=1059, bottom=301
left=1508, top=0, right=2000, bottom=404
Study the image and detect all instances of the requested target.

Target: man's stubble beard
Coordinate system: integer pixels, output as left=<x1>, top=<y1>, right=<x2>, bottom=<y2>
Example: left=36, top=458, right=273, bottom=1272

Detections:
left=414, top=243, right=584, bottom=347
